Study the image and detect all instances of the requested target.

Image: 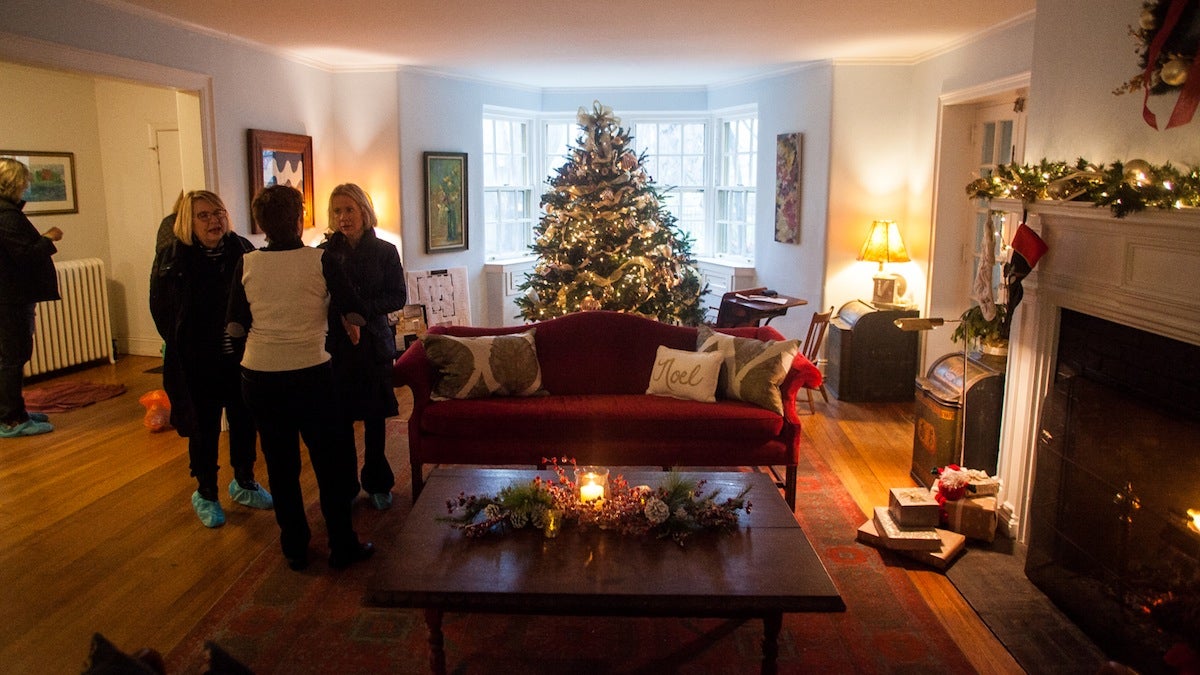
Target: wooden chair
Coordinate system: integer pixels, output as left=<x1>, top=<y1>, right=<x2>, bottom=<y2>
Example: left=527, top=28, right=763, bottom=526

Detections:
left=713, top=287, right=767, bottom=328
left=800, top=306, right=834, bottom=414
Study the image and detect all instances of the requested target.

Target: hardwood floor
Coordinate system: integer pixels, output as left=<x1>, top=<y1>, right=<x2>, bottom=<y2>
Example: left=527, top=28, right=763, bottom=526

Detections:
left=0, top=355, right=1022, bottom=674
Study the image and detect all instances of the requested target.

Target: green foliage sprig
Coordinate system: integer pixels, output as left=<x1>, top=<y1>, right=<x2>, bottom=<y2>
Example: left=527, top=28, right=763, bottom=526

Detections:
left=966, top=158, right=1200, bottom=218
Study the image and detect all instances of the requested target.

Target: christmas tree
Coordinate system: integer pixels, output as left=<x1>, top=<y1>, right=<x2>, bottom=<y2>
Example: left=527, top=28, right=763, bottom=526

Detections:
left=515, top=101, right=707, bottom=326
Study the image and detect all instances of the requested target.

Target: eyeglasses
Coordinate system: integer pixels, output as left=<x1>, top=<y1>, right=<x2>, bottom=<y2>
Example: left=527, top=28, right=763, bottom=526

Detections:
left=195, top=209, right=228, bottom=222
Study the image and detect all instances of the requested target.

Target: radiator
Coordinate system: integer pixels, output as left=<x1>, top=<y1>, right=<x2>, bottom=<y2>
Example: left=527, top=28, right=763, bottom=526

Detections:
left=24, top=258, right=116, bottom=377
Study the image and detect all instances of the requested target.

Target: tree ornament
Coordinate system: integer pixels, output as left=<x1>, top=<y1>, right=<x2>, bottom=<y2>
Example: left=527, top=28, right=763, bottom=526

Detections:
left=1123, top=159, right=1153, bottom=185
left=1161, top=57, right=1190, bottom=86
left=1140, top=8, right=1158, bottom=30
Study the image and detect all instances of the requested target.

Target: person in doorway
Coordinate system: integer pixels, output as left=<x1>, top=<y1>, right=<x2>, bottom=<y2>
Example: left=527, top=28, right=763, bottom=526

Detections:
left=0, top=157, right=63, bottom=438
left=150, top=190, right=272, bottom=528
left=319, top=183, right=406, bottom=510
left=227, top=184, right=375, bottom=571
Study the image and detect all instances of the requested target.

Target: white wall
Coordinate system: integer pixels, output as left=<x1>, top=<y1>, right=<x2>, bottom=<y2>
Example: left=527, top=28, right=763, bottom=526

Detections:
left=1027, top=0, right=1200, bottom=163
left=0, top=62, right=110, bottom=264
left=93, top=79, right=196, bottom=355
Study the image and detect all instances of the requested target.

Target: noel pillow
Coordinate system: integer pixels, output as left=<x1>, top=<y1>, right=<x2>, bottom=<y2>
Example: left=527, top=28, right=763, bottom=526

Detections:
left=696, top=326, right=800, bottom=415
left=422, top=330, right=544, bottom=400
left=645, top=345, right=723, bottom=403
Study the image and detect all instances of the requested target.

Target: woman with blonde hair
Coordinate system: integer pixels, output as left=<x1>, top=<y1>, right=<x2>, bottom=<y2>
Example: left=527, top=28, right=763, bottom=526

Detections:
left=150, top=190, right=271, bottom=528
left=319, top=183, right=406, bottom=510
left=0, top=157, right=62, bottom=438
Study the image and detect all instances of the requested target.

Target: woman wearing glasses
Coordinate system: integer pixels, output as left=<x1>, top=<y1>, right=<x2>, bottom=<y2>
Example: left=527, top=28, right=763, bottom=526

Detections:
left=150, top=190, right=272, bottom=528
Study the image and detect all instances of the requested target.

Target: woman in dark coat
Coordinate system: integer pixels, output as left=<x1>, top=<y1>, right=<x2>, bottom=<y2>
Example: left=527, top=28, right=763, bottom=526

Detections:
left=319, top=183, right=406, bottom=510
left=150, top=190, right=271, bottom=528
left=0, top=158, right=62, bottom=438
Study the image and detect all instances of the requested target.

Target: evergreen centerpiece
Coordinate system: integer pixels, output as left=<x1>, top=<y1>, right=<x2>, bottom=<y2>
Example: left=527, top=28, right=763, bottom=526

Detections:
left=441, top=458, right=752, bottom=546
left=515, top=101, right=707, bottom=325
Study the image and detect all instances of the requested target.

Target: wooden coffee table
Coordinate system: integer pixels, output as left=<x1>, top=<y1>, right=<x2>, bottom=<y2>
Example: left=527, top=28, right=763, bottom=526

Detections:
left=365, top=468, right=844, bottom=673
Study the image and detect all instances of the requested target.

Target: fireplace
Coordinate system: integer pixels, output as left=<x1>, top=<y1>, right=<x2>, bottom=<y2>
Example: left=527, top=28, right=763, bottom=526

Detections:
left=1025, top=309, right=1200, bottom=673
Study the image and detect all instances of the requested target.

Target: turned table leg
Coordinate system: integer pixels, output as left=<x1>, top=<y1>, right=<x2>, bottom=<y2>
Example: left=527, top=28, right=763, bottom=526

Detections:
left=424, top=608, right=446, bottom=675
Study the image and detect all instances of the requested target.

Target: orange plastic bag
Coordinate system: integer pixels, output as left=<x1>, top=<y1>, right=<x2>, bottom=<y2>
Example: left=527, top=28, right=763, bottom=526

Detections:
left=139, top=389, right=172, bottom=432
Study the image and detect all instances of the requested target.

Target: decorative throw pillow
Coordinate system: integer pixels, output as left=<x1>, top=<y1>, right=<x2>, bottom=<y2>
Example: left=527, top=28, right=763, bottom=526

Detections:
left=422, top=330, right=544, bottom=400
left=645, top=345, right=723, bottom=402
left=697, top=326, right=800, bottom=415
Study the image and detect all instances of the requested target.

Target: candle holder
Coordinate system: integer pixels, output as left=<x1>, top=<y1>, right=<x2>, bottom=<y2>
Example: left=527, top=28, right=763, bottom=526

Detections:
left=575, top=466, right=609, bottom=503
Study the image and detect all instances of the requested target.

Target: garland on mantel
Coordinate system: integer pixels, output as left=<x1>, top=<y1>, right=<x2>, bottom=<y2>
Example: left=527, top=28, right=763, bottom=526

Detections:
left=966, top=158, right=1200, bottom=218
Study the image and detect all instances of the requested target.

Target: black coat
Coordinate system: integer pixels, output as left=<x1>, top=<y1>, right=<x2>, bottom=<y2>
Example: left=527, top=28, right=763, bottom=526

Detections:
left=319, top=228, right=406, bottom=418
left=0, top=197, right=59, bottom=306
left=149, top=232, right=254, bottom=436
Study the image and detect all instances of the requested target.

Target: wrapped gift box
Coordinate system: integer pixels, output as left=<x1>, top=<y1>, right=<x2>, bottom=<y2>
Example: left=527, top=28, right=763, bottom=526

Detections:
left=888, top=487, right=940, bottom=528
left=968, top=476, right=1001, bottom=496
left=857, top=520, right=966, bottom=571
left=871, top=506, right=942, bottom=551
left=943, top=495, right=998, bottom=542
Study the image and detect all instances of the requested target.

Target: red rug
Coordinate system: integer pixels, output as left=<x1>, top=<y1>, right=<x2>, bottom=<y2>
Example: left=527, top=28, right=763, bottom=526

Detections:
left=166, top=436, right=975, bottom=674
left=24, top=380, right=126, bottom=412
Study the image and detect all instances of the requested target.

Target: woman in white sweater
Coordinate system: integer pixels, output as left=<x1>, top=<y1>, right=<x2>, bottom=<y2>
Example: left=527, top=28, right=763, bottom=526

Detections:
left=226, top=184, right=374, bottom=572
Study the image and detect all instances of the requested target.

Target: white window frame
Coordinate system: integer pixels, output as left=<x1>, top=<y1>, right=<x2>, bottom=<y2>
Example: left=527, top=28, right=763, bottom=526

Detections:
left=482, top=108, right=536, bottom=261
left=713, top=107, right=758, bottom=264
left=489, top=106, right=758, bottom=264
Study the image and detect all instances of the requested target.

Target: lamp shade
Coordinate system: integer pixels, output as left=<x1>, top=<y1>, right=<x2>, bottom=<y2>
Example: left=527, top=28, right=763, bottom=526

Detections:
left=857, top=220, right=911, bottom=269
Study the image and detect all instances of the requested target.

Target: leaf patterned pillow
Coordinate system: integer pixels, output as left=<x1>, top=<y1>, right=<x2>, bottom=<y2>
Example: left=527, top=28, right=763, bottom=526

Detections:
left=696, top=326, right=800, bottom=415
left=422, top=330, right=544, bottom=400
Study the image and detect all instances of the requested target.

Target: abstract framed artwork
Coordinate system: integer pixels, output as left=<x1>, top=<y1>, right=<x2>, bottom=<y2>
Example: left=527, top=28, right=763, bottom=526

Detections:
left=246, top=129, right=314, bottom=233
left=1, top=151, right=78, bottom=215
left=423, top=151, right=468, bottom=252
left=774, top=132, right=803, bottom=244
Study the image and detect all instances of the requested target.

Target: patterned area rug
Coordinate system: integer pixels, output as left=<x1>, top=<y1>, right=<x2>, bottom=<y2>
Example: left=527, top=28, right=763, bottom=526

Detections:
left=167, top=435, right=974, bottom=674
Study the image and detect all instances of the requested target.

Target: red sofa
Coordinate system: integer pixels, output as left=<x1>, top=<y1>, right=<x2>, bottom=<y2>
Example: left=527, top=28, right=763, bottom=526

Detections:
left=391, top=310, right=821, bottom=508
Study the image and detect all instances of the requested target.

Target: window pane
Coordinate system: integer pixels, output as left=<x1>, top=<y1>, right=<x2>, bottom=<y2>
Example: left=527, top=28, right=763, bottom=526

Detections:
left=636, top=124, right=657, bottom=153
left=682, top=156, right=704, bottom=185
left=980, top=122, right=996, bottom=164
left=660, top=124, right=681, bottom=154
left=658, top=156, right=682, bottom=185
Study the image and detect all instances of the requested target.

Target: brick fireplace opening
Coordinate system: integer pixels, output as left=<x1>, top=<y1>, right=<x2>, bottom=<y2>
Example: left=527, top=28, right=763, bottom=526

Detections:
left=1025, top=309, right=1200, bottom=673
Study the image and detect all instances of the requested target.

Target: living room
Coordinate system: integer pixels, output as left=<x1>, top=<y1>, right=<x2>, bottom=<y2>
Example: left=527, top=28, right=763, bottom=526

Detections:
left=3, top=0, right=1199, bottom=672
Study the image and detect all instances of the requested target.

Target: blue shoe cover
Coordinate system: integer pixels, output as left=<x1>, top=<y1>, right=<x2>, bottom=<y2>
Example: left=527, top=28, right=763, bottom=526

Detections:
left=191, top=491, right=226, bottom=528
left=0, top=419, right=53, bottom=437
left=28, top=412, right=49, bottom=423
left=229, top=480, right=274, bottom=510
left=369, top=492, right=393, bottom=510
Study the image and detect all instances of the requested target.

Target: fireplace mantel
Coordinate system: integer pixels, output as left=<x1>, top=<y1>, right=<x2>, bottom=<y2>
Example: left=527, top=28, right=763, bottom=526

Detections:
left=989, top=199, right=1200, bottom=542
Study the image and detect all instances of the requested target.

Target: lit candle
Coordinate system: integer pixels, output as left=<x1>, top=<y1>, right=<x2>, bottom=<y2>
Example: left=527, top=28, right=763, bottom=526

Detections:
left=580, top=482, right=604, bottom=503
left=576, top=467, right=608, bottom=503
left=1188, top=508, right=1199, bottom=535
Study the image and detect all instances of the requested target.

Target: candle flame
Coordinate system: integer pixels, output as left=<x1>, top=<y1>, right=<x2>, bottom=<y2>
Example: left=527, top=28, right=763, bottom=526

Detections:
left=1188, top=508, right=1200, bottom=534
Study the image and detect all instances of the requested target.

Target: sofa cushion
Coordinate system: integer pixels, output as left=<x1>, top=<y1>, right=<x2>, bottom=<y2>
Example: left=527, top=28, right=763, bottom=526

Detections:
left=645, top=346, right=723, bottom=402
left=419, top=394, right=784, bottom=442
left=422, top=330, right=544, bottom=400
left=697, top=325, right=800, bottom=415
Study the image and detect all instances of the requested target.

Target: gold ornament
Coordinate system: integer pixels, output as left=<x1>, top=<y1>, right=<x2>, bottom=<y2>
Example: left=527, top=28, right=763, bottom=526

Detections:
left=1139, top=8, right=1157, bottom=31
left=1123, top=159, right=1153, bottom=185
left=1161, top=57, right=1190, bottom=87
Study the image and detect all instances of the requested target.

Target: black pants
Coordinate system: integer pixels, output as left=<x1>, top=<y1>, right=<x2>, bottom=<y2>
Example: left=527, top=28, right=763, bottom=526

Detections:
left=187, top=359, right=257, bottom=490
left=360, top=416, right=395, bottom=495
left=241, top=362, right=361, bottom=559
left=0, top=304, right=35, bottom=425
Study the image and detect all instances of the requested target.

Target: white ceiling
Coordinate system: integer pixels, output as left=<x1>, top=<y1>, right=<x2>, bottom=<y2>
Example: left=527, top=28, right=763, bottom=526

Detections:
left=106, top=0, right=1036, bottom=88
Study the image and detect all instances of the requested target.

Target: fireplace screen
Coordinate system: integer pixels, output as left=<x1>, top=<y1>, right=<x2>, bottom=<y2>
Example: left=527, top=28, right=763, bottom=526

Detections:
left=1026, top=310, right=1200, bottom=673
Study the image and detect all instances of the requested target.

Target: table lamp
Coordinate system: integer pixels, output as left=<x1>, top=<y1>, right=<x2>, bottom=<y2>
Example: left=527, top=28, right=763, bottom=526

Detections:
left=857, top=220, right=911, bottom=309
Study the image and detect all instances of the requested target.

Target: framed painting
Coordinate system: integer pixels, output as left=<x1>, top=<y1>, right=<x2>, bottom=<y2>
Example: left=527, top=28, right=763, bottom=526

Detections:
left=774, top=132, right=802, bottom=244
left=246, top=129, right=314, bottom=233
left=423, top=151, right=468, bottom=252
left=1, top=151, right=78, bottom=215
